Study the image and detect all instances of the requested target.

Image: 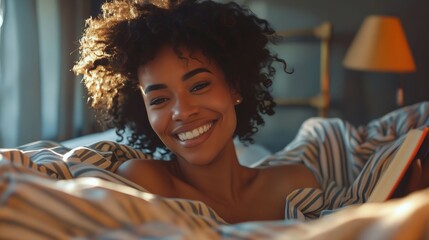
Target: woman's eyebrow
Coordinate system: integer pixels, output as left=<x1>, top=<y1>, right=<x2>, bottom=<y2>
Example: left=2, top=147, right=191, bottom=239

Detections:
left=182, top=68, right=212, bottom=81
left=142, top=84, right=167, bottom=95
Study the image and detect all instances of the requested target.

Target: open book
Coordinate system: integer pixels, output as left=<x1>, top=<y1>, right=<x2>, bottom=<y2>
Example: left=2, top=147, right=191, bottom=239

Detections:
left=367, top=127, right=429, bottom=203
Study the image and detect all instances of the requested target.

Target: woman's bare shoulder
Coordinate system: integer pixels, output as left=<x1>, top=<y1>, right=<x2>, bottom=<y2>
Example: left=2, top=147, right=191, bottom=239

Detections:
left=260, top=163, right=320, bottom=190
left=115, top=159, right=175, bottom=196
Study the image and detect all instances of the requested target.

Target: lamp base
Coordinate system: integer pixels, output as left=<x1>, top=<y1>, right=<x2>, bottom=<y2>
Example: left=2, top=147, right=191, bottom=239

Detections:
left=396, top=87, right=404, bottom=107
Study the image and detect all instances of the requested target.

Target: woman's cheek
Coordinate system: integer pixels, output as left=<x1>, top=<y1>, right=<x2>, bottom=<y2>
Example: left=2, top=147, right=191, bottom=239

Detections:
left=148, top=110, right=166, bottom=133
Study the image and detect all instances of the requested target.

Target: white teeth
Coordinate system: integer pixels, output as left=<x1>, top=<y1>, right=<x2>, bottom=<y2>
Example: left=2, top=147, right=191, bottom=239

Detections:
left=177, top=123, right=213, bottom=141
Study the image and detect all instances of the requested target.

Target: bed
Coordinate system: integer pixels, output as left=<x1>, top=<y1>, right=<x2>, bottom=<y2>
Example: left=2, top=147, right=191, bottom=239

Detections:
left=1, top=101, right=429, bottom=239
left=2, top=19, right=429, bottom=238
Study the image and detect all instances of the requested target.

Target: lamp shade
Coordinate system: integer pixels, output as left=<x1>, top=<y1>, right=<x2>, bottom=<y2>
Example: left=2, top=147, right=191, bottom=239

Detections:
left=343, top=15, right=416, bottom=73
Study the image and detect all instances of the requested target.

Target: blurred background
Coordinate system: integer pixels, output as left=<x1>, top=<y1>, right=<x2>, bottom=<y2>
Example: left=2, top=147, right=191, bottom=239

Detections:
left=1, top=0, right=428, bottom=153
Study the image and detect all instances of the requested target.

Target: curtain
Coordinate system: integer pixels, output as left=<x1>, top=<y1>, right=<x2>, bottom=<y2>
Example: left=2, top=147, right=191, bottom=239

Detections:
left=0, top=0, right=96, bottom=148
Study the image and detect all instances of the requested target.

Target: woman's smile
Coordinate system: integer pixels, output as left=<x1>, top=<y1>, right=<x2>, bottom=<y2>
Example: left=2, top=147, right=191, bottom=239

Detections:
left=176, top=121, right=214, bottom=141
left=175, top=120, right=217, bottom=148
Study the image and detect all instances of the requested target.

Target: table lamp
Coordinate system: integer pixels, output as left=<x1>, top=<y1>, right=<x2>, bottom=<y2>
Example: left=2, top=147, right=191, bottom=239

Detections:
left=343, top=15, right=416, bottom=106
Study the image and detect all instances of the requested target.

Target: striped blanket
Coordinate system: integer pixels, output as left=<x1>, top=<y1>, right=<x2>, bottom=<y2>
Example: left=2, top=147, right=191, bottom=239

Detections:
left=1, top=102, right=429, bottom=239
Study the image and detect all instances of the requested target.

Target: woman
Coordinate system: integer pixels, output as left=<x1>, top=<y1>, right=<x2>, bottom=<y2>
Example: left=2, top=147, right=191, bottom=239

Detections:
left=73, top=0, right=319, bottom=223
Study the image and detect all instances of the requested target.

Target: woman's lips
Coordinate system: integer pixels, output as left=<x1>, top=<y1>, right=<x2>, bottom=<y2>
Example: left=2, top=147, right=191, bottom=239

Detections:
left=177, top=122, right=213, bottom=141
left=175, top=121, right=216, bottom=148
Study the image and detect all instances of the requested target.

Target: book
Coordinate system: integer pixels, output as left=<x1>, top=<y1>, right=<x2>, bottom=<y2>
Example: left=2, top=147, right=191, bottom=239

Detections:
left=367, top=127, right=429, bottom=203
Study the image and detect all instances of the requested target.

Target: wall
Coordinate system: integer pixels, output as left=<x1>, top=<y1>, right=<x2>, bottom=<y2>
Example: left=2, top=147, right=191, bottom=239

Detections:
left=229, top=0, right=429, bottom=152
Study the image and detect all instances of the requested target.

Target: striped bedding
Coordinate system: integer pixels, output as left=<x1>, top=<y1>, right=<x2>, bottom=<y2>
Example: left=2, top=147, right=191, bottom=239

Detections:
left=1, top=101, right=429, bottom=239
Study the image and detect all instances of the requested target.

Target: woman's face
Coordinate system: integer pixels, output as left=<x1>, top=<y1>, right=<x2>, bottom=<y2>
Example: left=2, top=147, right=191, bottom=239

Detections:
left=137, top=46, right=241, bottom=165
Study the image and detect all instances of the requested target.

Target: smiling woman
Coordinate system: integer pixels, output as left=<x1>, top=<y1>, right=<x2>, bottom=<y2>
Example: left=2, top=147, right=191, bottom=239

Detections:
left=2, top=0, right=429, bottom=238
left=73, top=0, right=319, bottom=223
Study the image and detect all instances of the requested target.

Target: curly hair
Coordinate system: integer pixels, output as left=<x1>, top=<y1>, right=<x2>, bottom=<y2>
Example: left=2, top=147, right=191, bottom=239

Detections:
left=73, top=0, right=288, bottom=157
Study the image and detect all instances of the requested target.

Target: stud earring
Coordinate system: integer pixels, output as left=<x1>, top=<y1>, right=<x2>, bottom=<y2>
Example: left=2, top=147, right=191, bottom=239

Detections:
left=235, top=99, right=242, bottom=104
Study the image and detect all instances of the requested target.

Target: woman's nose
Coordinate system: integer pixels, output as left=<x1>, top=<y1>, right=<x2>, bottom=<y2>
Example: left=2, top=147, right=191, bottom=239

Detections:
left=171, top=96, right=199, bottom=121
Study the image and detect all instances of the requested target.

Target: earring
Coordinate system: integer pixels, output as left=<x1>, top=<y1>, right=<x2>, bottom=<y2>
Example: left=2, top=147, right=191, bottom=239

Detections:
left=235, top=99, right=242, bottom=104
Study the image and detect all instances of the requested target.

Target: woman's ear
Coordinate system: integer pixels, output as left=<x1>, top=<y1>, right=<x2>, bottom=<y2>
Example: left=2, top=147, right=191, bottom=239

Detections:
left=230, top=87, right=243, bottom=105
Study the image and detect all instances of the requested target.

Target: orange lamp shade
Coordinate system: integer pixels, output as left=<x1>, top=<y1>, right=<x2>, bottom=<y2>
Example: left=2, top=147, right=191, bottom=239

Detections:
left=343, top=15, right=416, bottom=73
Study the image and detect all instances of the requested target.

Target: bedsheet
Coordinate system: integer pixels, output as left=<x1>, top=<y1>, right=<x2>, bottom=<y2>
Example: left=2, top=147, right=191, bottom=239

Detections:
left=1, top=101, right=429, bottom=239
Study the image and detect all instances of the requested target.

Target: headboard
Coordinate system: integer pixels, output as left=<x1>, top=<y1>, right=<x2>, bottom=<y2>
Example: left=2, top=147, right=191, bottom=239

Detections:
left=252, top=22, right=332, bottom=151
left=274, top=22, right=332, bottom=117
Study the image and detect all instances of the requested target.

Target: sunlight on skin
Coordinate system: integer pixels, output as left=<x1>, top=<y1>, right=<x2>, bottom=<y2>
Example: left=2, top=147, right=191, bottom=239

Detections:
left=139, top=86, right=146, bottom=96
left=392, top=201, right=414, bottom=217
left=290, top=190, right=429, bottom=240
left=362, top=193, right=429, bottom=240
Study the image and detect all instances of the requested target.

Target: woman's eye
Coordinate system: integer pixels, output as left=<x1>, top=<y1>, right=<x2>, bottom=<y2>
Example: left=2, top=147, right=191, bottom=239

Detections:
left=149, top=97, right=168, bottom=106
left=191, top=82, right=210, bottom=92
